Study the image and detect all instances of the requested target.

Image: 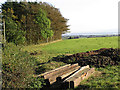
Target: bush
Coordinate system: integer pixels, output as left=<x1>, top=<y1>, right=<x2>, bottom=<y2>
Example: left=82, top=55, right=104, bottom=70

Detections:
left=2, top=43, right=37, bottom=88
left=5, top=17, right=26, bottom=45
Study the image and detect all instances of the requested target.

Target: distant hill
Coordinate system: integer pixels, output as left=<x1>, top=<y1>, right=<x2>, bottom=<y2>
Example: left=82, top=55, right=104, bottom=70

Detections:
left=62, top=32, right=118, bottom=36
left=62, top=32, right=118, bottom=39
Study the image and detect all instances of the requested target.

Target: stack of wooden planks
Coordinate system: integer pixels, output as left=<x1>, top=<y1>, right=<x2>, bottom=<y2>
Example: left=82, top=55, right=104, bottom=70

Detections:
left=37, top=63, right=95, bottom=89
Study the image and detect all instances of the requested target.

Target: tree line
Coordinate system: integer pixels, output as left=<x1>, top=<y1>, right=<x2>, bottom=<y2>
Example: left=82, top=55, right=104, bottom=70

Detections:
left=2, top=2, right=69, bottom=45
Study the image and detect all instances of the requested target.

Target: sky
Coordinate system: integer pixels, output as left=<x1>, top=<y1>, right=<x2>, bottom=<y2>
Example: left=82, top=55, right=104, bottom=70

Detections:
left=0, top=0, right=119, bottom=34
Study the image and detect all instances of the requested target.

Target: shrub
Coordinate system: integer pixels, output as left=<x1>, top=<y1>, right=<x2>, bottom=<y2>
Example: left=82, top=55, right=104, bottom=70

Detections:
left=2, top=43, right=37, bottom=88
left=5, top=17, right=26, bottom=45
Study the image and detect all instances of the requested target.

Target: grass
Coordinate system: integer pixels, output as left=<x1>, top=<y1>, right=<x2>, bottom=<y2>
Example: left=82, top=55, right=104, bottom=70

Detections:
left=75, top=65, right=120, bottom=89
left=23, top=36, right=119, bottom=88
left=23, top=36, right=118, bottom=63
left=42, top=37, right=117, bottom=54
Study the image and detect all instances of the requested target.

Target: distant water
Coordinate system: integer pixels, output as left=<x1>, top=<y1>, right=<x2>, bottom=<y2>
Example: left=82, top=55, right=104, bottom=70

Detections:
left=62, top=32, right=118, bottom=36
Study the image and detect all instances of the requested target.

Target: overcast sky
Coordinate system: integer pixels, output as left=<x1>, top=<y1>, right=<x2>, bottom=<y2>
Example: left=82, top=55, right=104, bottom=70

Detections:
left=0, top=0, right=119, bottom=34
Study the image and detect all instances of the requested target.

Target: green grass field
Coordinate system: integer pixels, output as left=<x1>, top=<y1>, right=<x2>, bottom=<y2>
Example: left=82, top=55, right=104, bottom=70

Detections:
left=75, top=65, right=120, bottom=89
left=24, top=36, right=118, bottom=53
left=23, top=36, right=119, bottom=89
left=23, top=36, right=118, bottom=63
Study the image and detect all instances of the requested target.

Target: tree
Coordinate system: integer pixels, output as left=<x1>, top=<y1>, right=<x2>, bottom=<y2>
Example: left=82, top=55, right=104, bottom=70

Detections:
left=39, top=2, right=70, bottom=40
left=35, top=8, right=53, bottom=43
left=2, top=7, right=26, bottom=45
left=5, top=17, right=26, bottom=45
left=41, top=29, right=53, bottom=43
left=2, top=2, right=69, bottom=44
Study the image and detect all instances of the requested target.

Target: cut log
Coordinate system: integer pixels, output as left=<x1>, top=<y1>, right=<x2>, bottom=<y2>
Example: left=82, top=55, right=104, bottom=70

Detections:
left=44, top=63, right=79, bottom=79
left=37, top=64, right=95, bottom=89
left=63, top=65, right=90, bottom=88
left=70, top=68, right=95, bottom=88
left=39, top=63, right=79, bottom=85
left=48, top=65, right=80, bottom=84
left=38, top=64, right=71, bottom=77
left=56, top=66, right=80, bottom=81
left=63, top=67, right=95, bottom=88
left=64, top=65, right=90, bottom=82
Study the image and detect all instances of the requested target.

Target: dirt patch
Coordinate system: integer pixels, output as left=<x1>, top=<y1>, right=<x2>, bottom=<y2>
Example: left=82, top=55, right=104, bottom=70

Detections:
left=69, top=48, right=120, bottom=67
left=52, top=48, right=120, bottom=68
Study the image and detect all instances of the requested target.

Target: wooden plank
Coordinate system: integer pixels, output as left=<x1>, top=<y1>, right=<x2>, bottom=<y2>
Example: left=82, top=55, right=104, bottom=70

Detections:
left=56, top=66, right=80, bottom=81
left=49, top=66, right=80, bottom=84
left=82, top=68, right=95, bottom=80
left=68, top=68, right=90, bottom=82
left=64, top=65, right=90, bottom=82
left=44, top=63, right=79, bottom=79
left=70, top=68, right=95, bottom=88
left=40, top=63, right=79, bottom=86
left=63, top=65, right=90, bottom=88
left=36, top=64, right=71, bottom=77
